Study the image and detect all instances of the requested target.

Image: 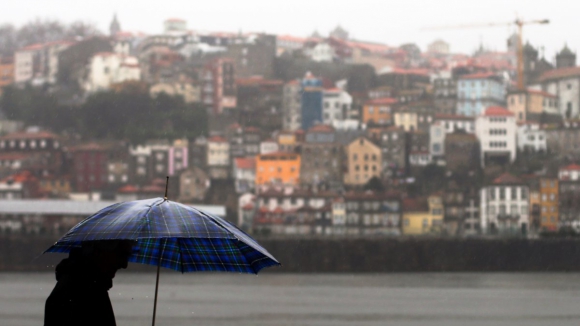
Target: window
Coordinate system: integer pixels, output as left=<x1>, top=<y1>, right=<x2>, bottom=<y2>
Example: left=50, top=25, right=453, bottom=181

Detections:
left=499, top=187, right=505, bottom=200
left=511, top=187, right=517, bottom=200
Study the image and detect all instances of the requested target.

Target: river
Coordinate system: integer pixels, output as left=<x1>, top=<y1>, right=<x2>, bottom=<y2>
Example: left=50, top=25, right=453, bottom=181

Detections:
left=2, top=272, right=580, bottom=326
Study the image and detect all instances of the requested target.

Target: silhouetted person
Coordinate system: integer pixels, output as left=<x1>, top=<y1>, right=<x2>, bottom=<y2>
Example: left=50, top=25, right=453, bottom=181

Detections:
left=44, top=240, right=135, bottom=326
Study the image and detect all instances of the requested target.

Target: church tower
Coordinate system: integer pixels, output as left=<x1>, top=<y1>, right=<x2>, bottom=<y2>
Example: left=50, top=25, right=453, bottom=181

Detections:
left=556, top=44, right=576, bottom=69
left=109, top=14, right=121, bottom=36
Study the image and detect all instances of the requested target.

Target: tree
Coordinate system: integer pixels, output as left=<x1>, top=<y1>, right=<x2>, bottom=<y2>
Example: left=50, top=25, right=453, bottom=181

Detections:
left=0, top=24, right=18, bottom=56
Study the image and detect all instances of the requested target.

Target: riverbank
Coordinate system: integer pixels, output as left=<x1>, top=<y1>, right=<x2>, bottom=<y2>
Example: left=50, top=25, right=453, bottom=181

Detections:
left=4, top=236, right=580, bottom=272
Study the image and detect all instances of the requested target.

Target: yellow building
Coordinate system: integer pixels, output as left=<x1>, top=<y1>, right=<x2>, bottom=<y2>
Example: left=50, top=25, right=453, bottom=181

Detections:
left=402, top=195, right=444, bottom=235
left=394, top=109, right=418, bottom=132
left=362, top=97, right=397, bottom=125
left=39, top=176, right=71, bottom=197
left=255, top=152, right=300, bottom=185
left=277, top=131, right=299, bottom=152
left=539, top=178, right=559, bottom=231
left=507, top=89, right=558, bottom=122
left=343, top=137, right=382, bottom=186
left=0, top=56, right=14, bottom=89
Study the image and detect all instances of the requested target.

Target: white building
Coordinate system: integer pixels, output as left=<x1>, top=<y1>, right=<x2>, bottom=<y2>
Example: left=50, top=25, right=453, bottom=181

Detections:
left=533, top=66, right=580, bottom=119
left=304, top=42, right=335, bottom=62
left=323, top=88, right=352, bottom=124
left=207, top=136, right=230, bottom=167
left=14, top=41, right=73, bottom=85
left=14, top=44, right=40, bottom=84
left=84, top=52, right=141, bottom=93
left=409, top=151, right=432, bottom=166
left=332, top=119, right=362, bottom=131
left=260, top=139, right=279, bottom=155
left=558, top=164, right=580, bottom=181
left=434, top=114, right=475, bottom=134
left=480, top=173, right=529, bottom=235
left=516, top=122, right=547, bottom=153
left=233, top=157, right=256, bottom=193
left=475, top=107, right=517, bottom=167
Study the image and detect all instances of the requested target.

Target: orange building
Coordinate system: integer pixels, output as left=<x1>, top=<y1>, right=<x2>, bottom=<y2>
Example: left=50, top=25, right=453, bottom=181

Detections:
left=539, top=178, right=559, bottom=231
left=362, top=97, right=397, bottom=125
left=255, top=152, right=300, bottom=185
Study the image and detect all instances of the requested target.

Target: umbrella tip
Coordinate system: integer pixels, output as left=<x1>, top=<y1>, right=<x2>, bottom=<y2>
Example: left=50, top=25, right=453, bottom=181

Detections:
left=164, top=176, right=169, bottom=200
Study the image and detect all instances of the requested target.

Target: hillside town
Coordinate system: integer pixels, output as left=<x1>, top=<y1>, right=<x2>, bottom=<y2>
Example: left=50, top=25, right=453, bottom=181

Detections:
left=1, top=16, right=580, bottom=239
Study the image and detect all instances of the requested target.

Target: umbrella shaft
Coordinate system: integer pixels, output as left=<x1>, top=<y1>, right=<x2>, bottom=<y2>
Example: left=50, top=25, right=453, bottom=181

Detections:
left=152, top=246, right=162, bottom=326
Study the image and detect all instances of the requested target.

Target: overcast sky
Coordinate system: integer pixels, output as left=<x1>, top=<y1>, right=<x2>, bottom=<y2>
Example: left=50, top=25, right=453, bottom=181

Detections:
left=2, top=0, right=578, bottom=61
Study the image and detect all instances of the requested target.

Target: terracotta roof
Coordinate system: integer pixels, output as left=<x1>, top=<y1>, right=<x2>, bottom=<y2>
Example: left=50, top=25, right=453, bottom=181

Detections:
left=208, top=136, right=227, bottom=143
left=483, top=106, right=513, bottom=117
left=0, top=131, right=58, bottom=140
left=277, top=35, right=308, bottom=43
left=536, top=66, right=580, bottom=82
left=492, top=173, right=523, bottom=185
left=118, top=185, right=139, bottom=193
left=308, top=124, right=335, bottom=133
left=19, top=43, right=45, bottom=51
left=364, top=97, right=398, bottom=106
left=0, top=153, right=28, bottom=160
left=69, top=143, right=110, bottom=152
left=458, top=72, right=498, bottom=80
left=234, top=157, right=256, bottom=170
left=258, top=152, right=299, bottom=159
left=244, top=126, right=260, bottom=133
left=402, top=198, right=428, bottom=212
left=1, top=170, right=36, bottom=183
left=561, top=164, right=580, bottom=171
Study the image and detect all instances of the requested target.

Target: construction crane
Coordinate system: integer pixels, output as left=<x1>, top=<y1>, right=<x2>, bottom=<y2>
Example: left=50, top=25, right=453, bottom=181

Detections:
left=422, top=19, right=549, bottom=90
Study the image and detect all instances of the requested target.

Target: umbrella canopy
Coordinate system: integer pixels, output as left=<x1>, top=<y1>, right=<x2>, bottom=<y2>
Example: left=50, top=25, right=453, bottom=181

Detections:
left=45, top=197, right=280, bottom=274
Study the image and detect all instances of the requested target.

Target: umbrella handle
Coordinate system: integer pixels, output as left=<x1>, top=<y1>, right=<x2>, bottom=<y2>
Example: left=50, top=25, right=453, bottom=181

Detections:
left=151, top=240, right=164, bottom=326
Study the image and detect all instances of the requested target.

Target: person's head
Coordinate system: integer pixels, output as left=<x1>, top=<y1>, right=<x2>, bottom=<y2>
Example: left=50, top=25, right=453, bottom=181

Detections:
left=80, top=240, right=135, bottom=279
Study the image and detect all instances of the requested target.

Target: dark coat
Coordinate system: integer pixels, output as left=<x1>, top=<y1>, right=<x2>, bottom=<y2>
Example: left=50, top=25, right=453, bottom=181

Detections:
left=44, top=256, right=117, bottom=326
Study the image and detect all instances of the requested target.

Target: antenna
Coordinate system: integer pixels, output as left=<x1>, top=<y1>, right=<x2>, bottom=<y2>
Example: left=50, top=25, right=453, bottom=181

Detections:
left=164, top=176, right=169, bottom=200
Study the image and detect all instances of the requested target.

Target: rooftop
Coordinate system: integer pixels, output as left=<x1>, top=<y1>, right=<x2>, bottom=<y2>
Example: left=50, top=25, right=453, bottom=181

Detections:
left=537, top=66, right=580, bottom=82
left=483, top=106, right=513, bottom=117
left=492, top=173, right=523, bottom=185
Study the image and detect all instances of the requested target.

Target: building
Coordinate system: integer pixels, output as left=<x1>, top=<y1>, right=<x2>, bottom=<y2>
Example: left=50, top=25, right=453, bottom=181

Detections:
left=556, top=45, right=576, bottom=69
left=150, top=82, right=201, bottom=103
left=544, top=121, right=580, bottom=157
left=456, top=73, right=506, bottom=116
left=433, top=77, right=457, bottom=114
left=255, top=152, right=300, bottom=186
left=558, top=164, right=580, bottom=232
left=282, top=80, right=302, bottom=131
left=475, top=106, right=517, bottom=167
left=435, top=114, right=475, bottom=134
left=227, top=34, right=276, bottom=78
left=70, top=143, right=115, bottom=192
left=393, top=109, right=418, bottom=132
left=236, top=76, right=284, bottom=134
left=429, top=121, right=446, bottom=159
left=206, top=136, right=230, bottom=179
left=276, top=130, right=300, bottom=153
left=14, top=41, right=73, bottom=85
left=300, top=125, right=342, bottom=188
left=343, top=137, right=382, bottom=186
left=480, top=173, right=529, bottom=236
left=534, top=66, right=580, bottom=119
left=178, top=166, right=210, bottom=202
left=507, top=89, right=559, bottom=122
left=516, top=122, right=547, bottom=153
left=0, top=171, right=41, bottom=199
left=342, top=191, right=402, bottom=236
left=443, top=183, right=480, bottom=236
left=233, top=157, right=256, bottom=193
left=0, top=129, right=63, bottom=176
left=539, top=178, right=559, bottom=232
left=301, top=73, right=324, bottom=130
left=444, top=131, right=480, bottom=172
left=322, top=88, right=352, bottom=125
left=427, top=39, right=450, bottom=54
left=0, top=56, right=14, bottom=89
left=366, top=126, right=406, bottom=179
left=402, top=195, right=443, bottom=235
left=83, top=52, right=141, bottom=92
left=201, top=57, right=236, bottom=115
left=362, top=97, right=397, bottom=125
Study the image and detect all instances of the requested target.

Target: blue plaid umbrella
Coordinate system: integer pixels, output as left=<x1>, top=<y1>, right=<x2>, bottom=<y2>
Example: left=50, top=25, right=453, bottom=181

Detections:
left=44, top=195, right=280, bottom=325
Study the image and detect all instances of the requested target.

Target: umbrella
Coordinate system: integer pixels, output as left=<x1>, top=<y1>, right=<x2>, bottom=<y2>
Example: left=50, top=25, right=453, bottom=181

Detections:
left=44, top=180, right=280, bottom=326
